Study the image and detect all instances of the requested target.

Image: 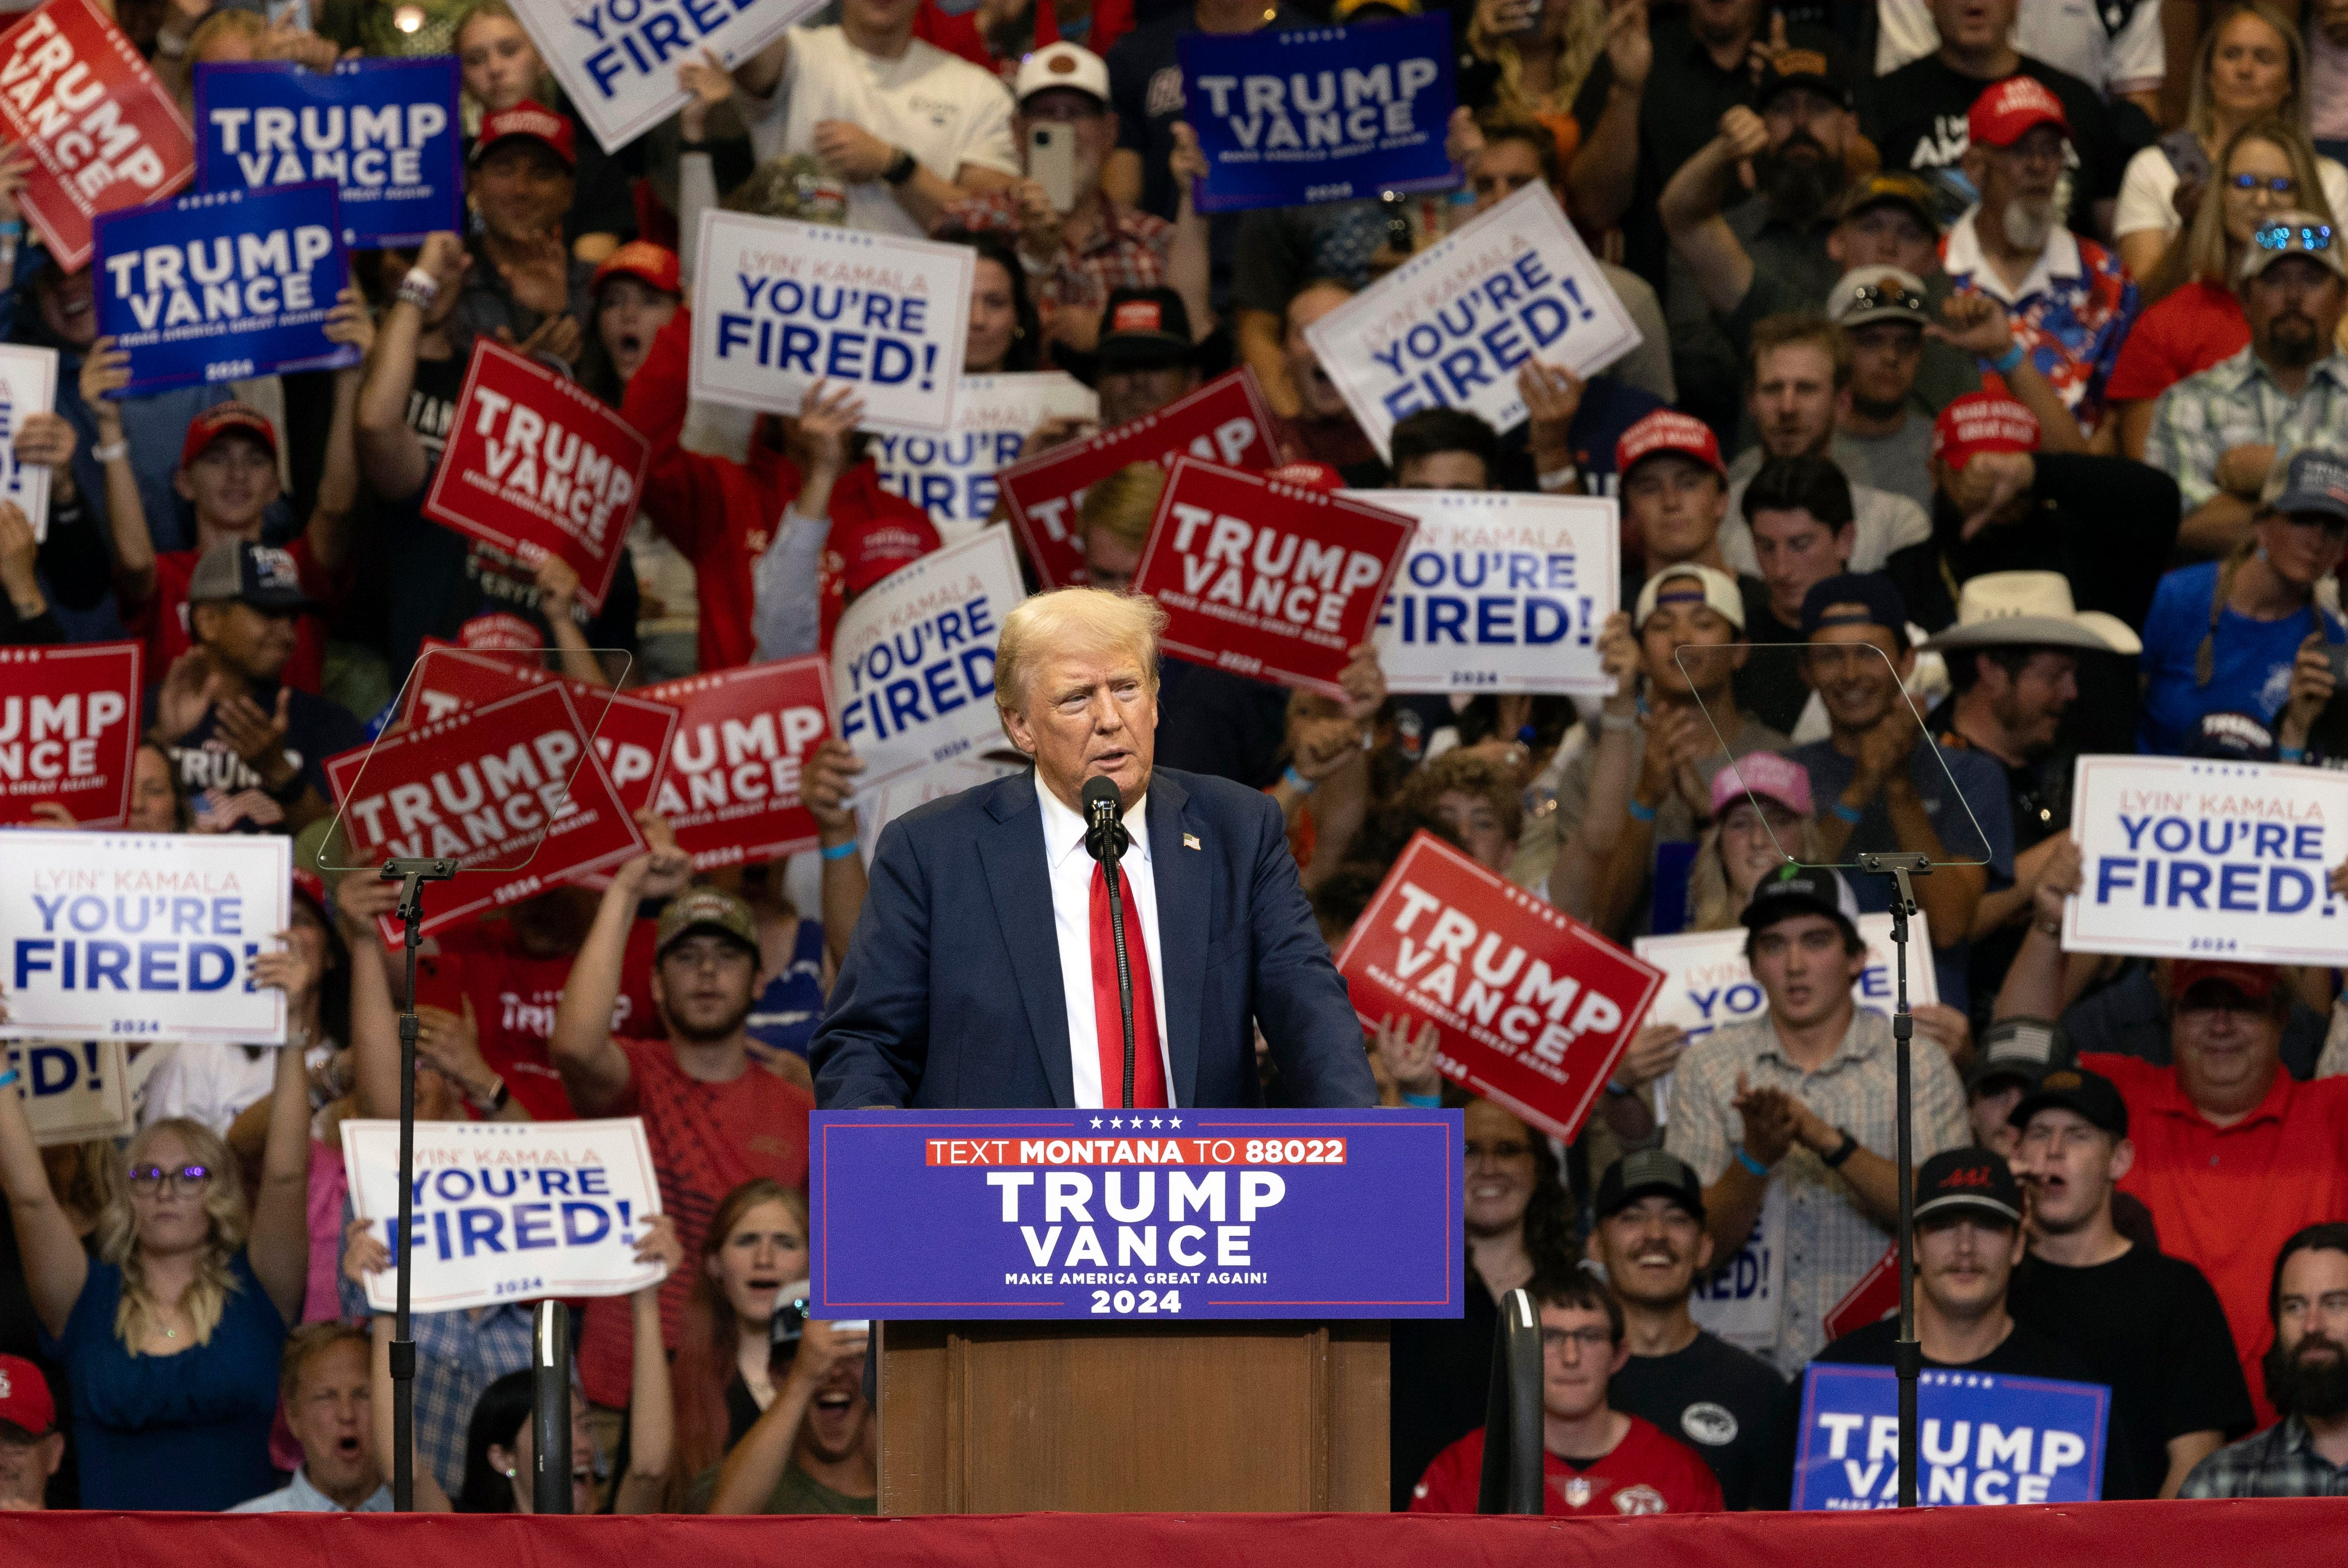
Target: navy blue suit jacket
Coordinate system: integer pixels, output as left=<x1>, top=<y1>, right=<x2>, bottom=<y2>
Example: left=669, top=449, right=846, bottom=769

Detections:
left=810, top=766, right=1378, bottom=1110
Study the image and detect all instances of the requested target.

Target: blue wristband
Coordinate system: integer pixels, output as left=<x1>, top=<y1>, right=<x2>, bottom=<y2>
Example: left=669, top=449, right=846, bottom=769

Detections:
left=1402, top=1091, right=1443, bottom=1108
left=820, top=839, right=858, bottom=861
left=1282, top=764, right=1316, bottom=795
left=2281, top=745, right=2307, bottom=764
left=1832, top=801, right=1864, bottom=825
left=1989, top=341, right=2026, bottom=375
left=1734, top=1144, right=1769, bottom=1179
left=1626, top=797, right=1658, bottom=823
left=0, top=1067, right=18, bottom=1091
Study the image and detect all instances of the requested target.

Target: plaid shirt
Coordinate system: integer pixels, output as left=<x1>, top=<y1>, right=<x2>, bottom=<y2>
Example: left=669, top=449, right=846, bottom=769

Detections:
left=933, top=189, right=1173, bottom=319
left=1942, top=211, right=2138, bottom=432
left=341, top=1264, right=533, bottom=1497
left=2145, top=346, right=2348, bottom=514
left=1665, top=1006, right=1969, bottom=1374
left=2180, top=1416, right=2348, bottom=1498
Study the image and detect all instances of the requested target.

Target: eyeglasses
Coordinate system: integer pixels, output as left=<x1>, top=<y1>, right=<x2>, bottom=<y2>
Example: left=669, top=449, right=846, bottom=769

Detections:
left=2252, top=221, right=2335, bottom=253
left=127, top=1164, right=213, bottom=1196
left=1465, top=1139, right=1534, bottom=1164
left=1540, top=1327, right=1615, bottom=1355
left=2229, top=173, right=2296, bottom=194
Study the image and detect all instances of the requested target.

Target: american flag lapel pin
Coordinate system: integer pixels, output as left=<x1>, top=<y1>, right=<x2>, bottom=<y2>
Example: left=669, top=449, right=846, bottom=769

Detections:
left=1183, top=833, right=1202, bottom=851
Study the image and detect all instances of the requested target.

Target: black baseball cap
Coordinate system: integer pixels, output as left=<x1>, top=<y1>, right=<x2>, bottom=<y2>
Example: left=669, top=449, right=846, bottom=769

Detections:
left=1742, top=863, right=1860, bottom=944
left=1967, top=1016, right=2068, bottom=1096
left=1595, top=1149, right=1705, bottom=1222
left=2007, top=1065, right=2128, bottom=1138
left=1801, top=572, right=1908, bottom=641
left=1754, top=41, right=1857, bottom=111
left=1913, top=1148, right=2023, bottom=1227
left=1096, top=287, right=1197, bottom=374
left=186, top=540, right=318, bottom=614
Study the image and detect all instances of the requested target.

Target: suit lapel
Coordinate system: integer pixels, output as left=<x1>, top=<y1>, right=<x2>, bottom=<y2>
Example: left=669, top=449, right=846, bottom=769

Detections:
left=1145, top=774, right=1206, bottom=1109
left=977, top=770, right=1075, bottom=1108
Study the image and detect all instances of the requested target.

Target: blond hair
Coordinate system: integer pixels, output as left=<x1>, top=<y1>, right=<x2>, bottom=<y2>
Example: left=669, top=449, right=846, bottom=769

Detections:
left=1686, top=811, right=1830, bottom=932
left=98, top=1118, right=250, bottom=1351
left=2148, top=117, right=2336, bottom=302
left=993, top=588, right=1168, bottom=720
left=2186, top=2, right=2312, bottom=141
left=1077, top=463, right=1166, bottom=555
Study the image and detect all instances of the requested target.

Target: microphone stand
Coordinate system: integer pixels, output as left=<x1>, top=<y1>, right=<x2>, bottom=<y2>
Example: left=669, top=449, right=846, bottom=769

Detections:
left=1857, top=850, right=1929, bottom=1510
left=1085, top=798, right=1137, bottom=1110
left=381, top=855, right=456, bottom=1513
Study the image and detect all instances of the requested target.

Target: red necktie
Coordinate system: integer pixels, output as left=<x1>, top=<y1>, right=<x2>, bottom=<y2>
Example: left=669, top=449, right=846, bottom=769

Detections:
left=1090, top=860, right=1167, bottom=1108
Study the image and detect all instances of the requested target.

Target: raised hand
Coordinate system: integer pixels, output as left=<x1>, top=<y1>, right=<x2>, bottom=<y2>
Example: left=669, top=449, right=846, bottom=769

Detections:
left=801, top=738, right=867, bottom=836
left=1371, top=1012, right=1442, bottom=1098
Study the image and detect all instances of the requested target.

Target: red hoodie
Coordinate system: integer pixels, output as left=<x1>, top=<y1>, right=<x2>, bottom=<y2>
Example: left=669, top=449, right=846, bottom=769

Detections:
left=624, top=310, right=937, bottom=671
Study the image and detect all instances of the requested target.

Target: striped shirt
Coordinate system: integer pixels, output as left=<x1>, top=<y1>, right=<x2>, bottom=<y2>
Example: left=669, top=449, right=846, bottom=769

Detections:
left=1666, top=1005, right=1968, bottom=1373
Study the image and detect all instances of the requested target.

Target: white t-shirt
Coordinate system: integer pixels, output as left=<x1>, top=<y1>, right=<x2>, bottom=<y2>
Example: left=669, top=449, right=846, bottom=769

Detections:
left=748, top=26, right=1020, bottom=240
left=1875, top=0, right=2166, bottom=98
left=2113, top=143, right=2348, bottom=239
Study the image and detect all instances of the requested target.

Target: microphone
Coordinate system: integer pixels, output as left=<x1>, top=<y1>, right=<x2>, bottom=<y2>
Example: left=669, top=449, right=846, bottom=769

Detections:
left=1081, top=775, right=1128, bottom=864
left=1080, top=775, right=1137, bottom=1107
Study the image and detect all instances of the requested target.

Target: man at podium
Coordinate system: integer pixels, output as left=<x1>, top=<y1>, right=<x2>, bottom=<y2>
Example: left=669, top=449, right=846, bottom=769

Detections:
left=811, top=588, right=1378, bottom=1110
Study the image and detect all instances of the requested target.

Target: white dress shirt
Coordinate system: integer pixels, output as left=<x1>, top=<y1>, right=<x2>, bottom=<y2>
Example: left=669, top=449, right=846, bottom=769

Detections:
left=1035, top=775, right=1174, bottom=1108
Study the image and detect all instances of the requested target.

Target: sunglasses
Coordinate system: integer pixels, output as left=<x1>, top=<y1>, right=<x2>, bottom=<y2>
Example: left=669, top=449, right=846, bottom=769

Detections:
left=2252, top=221, right=2335, bottom=253
left=2228, top=173, right=2295, bottom=194
left=127, top=1164, right=213, bottom=1195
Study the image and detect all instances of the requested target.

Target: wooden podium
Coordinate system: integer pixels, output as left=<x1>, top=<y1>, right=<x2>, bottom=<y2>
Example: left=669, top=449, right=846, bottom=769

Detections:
left=876, top=1319, right=1390, bottom=1512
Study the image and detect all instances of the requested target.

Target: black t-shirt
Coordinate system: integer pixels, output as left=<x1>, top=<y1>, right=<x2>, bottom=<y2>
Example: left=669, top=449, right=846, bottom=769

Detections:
left=1609, top=1328, right=1786, bottom=1509
left=2008, top=1245, right=2254, bottom=1500
left=372, top=350, right=641, bottom=679
left=144, top=679, right=368, bottom=829
left=1757, top=1313, right=2140, bottom=1506
left=1156, top=656, right=1291, bottom=791
left=1390, top=1264, right=1499, bottom=1510
left=1856, top=55, right=2122, bottom=235
left=1733, top=575, right=1811, bottom=737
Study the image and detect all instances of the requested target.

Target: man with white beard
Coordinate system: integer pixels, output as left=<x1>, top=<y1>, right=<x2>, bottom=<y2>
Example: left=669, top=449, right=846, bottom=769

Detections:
left=1939, top=79, right=2138, bottom=446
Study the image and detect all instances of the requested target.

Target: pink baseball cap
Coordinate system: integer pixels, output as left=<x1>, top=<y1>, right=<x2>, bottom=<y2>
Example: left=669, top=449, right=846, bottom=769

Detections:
left=1710, top=751, right=1814, bottom=819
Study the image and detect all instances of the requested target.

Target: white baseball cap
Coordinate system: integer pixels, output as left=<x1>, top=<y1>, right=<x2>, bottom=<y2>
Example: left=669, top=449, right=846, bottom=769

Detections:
left=1015, top=43, right=1110, bottom=106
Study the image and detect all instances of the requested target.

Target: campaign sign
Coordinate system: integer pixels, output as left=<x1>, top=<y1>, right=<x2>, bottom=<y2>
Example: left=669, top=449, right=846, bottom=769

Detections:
left=807, top=1107, right=1462, bottom=1320
left=94, top=181, right=356, bottom=395
left=691, top=209, right=974, bottom=434
left=0, top=0, right=195, bottom=270
left=399, top=643, right=677, bottom=817
left=0, top=345, right=56, bottom=539
left=1180, top=15, right=1457, bottom=213
left=2063, top=754, right=2348, bottom=965
left=1133, top=456, right=1414, bottom=700
left=998, top=366, right=1279, bottom=588
left=8, top=1037, right=131, bottom=1145
left=830, top=528, right=1025, bottom=791
left=342, top=1116, right=666, bottom=1312
left=1634, top=913, right=1938, bottom=1049
left=1792, top=1364, right=2108, bottom=1509
left=0, top=831, right=288, bottom=1045
left=194, top=59, right=463, bottom=248
left=871, top=372, right=1097, bottom=535
left=638, top=657, right=832, bottom=872
left=508, top=0, right=817, bottom=154
left=423, top=337, right=646, bottom=614
left=1336, top=831, right=1665, bottom=1143
left=1356, top=488, right=1617, bottom=695
left=1304, top=182, right=1643, bottom=459
left=1824, top=1244, right=1901, bottom=1342
left=322, top=682, right=646, bottom=942
left=1689, top=1182, right=1786, bottom=1353
left=0, top=641, right=141, bottom=828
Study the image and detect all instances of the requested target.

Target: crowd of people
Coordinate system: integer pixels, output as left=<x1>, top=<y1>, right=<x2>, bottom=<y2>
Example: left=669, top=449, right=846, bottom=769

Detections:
left=4, top=0, right=2348, bottom=1523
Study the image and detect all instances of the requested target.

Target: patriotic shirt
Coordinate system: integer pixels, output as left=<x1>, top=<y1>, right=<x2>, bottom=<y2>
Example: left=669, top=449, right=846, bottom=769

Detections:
left=1941, top=210, right=2138, bottom=433
left=1409, top=1417, right=1725, bottom=1516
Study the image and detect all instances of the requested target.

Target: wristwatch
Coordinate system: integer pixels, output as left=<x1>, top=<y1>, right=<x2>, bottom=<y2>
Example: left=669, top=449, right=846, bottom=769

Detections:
left=1822, top=1128, right=1861, bottom=1169
left=882, top=148, right=919, bottom=186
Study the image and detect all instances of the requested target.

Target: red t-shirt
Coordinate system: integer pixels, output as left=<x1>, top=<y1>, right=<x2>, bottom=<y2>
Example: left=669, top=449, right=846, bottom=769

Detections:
left=1409, top=1417, right=1724, bottom=1516
left=576, top=1038, right=815, bottom=1406
left=415, top=917, right=662, bottom=1122
left=2089, top=1051, right=2348, bottom=1428
left=123, top=537, right=336, bottom=693
left=2102, top=280, right=2249, bottom=405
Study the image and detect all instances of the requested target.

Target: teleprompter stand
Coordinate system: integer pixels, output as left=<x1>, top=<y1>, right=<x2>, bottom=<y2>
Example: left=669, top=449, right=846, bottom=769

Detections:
left=383, top=856, right=456, bottom=1513
left=1856, top=850, right=1930, bottom=1510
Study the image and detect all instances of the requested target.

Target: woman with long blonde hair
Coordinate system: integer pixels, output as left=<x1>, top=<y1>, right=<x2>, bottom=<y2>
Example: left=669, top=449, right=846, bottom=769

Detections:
left=0, top=958, right=313, bottom=1509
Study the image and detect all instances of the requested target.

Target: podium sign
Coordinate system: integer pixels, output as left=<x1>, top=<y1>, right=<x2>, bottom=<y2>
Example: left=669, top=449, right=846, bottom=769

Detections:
left=808, top=1107, right=1462, bottom=1320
